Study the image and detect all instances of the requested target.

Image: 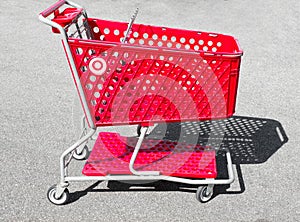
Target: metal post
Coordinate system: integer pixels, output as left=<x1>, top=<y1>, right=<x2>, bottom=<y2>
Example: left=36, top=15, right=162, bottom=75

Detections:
left=129, top=127, right=160, bottom=176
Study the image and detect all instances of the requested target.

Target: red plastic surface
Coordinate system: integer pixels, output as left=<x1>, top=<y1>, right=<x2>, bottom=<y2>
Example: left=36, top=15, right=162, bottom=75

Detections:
left=67, top=18, right=242, bottom=126
left=51, top=8, right=83, bottom=33
left=82, top=132, right=217, bottom=179
left=88, top=19, right=242, bottom=55
left=40, top=0, right=66, bottom=18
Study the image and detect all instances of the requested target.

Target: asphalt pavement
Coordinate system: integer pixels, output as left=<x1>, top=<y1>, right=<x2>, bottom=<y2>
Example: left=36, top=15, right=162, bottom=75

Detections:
left=1, top=0, right=299, bottom=221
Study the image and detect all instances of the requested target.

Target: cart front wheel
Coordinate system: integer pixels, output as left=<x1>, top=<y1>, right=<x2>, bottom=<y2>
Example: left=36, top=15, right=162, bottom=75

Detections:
left=73, top=145, right=89, bottom=160
left=196, top=186, right=213, bottom=203
left=47, top=185, right=69, bottom=205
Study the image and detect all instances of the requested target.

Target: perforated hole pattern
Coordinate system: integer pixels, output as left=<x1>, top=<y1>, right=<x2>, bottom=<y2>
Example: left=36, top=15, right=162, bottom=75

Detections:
left=82, top=132, right=217, bottom=178
left=68, top=18, right=242, bottom=126
left=87, top=19, right=237, bottom=54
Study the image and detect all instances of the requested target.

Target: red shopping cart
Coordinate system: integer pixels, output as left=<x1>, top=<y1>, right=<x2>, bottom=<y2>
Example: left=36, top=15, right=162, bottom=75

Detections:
left=39, top=0, right=243, bottom=205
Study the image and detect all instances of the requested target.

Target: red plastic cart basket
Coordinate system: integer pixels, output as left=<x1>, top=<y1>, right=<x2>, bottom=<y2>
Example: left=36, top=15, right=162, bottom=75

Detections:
left=39, top=0, right=242, bottom=205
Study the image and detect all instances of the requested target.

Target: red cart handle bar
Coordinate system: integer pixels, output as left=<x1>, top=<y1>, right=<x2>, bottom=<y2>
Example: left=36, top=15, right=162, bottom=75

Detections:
left=40, top=0, right=83, bottom=18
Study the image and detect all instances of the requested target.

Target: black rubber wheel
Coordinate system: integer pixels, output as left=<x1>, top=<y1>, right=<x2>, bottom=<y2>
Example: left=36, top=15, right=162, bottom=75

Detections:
left=137, top=124, right=142, bottom=137
left=47, top=185, right=70, bottom=205
left=196, top=186, right=213, bottom=203
left=73, top=145, right=89, bottom=160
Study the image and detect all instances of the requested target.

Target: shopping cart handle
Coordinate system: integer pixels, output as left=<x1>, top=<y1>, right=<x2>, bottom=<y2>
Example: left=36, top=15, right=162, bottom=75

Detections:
left=40, top=0, right=83, bottom=18
left=40, top=0, right=66, bottom=18
left=39, top=0, right=85, bottom=34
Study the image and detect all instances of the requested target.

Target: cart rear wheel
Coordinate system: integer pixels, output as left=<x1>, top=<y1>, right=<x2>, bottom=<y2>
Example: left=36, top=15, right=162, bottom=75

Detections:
left=73, top=145, right=89, bottom=160
left=47, top=185, right=69, bottom=205
left=137, top=124, right=142, bottom=137
left=196, top=186, right=213, bottom=203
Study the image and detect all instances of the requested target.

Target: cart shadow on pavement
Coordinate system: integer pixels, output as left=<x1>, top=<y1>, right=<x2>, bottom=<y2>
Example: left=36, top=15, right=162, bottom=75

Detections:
left=68, top=115, right=288, bottom=204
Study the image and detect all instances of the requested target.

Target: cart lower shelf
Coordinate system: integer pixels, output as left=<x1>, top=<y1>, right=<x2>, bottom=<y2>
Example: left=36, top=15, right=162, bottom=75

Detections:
left=82, top=132, right=217, bottom=179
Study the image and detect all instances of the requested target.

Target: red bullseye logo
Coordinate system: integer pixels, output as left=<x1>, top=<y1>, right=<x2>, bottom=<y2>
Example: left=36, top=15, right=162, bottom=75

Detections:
left=89, top=57, right=107, bottom=75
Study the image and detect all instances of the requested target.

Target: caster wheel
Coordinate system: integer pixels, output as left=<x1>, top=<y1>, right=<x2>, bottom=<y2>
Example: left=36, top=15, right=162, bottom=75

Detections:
left=73, top=145, right=89, bottom=160
left=196, top=186, right=213, bottom=203
left=47, top=185, right=69, bottom=205
left=137, top=125, right=142, bottom=137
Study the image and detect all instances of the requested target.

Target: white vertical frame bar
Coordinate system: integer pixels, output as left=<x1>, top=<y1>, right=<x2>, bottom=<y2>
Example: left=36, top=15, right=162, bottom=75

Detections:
left=39, top=1, right=95, bottom=129
left=129, top=127, right=160, bottom=176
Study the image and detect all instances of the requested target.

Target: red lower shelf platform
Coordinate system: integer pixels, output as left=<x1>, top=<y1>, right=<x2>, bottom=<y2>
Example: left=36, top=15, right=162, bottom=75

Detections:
left=82, top=132, right=217, bottom=179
